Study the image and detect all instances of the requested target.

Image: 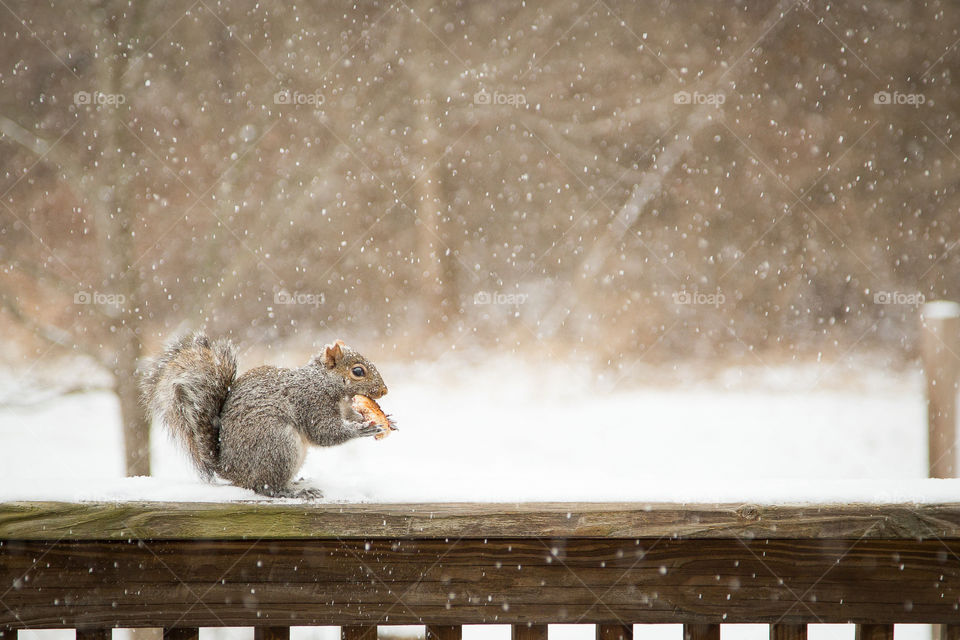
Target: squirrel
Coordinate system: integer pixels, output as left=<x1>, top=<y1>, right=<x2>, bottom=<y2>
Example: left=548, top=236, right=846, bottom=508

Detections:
left=139, top=332, right=389, bottom=499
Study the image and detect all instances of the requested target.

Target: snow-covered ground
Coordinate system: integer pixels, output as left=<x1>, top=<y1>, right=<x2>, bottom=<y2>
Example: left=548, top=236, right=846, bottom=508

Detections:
left=0, top=357, right=950, bottom=640
left=0, top=357, right=950, bottom=502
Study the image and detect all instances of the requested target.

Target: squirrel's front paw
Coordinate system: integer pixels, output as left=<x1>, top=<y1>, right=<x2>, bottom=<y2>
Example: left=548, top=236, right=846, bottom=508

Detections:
left=350, top=419, right=386, bottom=438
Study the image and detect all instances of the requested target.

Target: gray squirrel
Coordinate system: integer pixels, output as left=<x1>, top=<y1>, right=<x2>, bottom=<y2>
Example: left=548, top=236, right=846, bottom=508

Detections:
left=139, top=332, right=389, bottom=498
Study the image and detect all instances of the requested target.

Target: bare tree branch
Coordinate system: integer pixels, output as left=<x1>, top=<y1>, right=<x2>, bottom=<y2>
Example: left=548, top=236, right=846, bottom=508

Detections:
left=0, top=382, right=115, bottom=408
left=0, top=290, right=108, bottom=369
left=584, top=0, right=798, bottom=272
left=537, top=0, right=799, bottom=334
left=0, top=114, right=51, bottom=156
left=4, top=260, right=110, bottom=318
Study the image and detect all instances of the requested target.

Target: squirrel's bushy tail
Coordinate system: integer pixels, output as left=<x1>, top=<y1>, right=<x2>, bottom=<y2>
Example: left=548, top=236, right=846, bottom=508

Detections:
left=139, top=332, right=238, bottom=480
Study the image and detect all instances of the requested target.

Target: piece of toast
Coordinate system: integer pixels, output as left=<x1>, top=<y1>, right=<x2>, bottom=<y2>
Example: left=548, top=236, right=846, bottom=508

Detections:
left=352, top=395, right=397, bottom=440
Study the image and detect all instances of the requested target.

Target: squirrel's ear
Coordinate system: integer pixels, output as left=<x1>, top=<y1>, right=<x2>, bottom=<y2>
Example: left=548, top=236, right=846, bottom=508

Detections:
left=323, top=341, right=344, bottom=369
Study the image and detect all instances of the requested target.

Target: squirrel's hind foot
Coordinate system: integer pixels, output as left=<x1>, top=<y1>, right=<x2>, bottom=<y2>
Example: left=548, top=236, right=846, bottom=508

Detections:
left=289, top=486, right=324, bottom=500
left=256, top=482, right=324, bottom=500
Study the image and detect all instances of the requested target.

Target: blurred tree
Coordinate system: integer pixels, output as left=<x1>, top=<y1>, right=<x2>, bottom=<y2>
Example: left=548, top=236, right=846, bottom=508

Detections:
left=3, top=0, right=960, bottom=443
left=0, top=1, right=152, bottom=475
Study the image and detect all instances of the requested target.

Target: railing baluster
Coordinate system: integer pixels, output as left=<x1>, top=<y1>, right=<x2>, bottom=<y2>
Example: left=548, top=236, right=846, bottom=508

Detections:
left=255, top=629, right=290, bottom=640
left=933, top=624, right=960, bottom=640
left=512, top=624, right=548, bottom=640
left=342, top=626, right=378, bottom=640
left=163, top=629, right=199, bottom=640
left=684, top=624, right=720, bottom=640
left=770, top=625, right=806, bottom=640
left=597, top=625, right=632, bottom=640
left=855, top=625, right=894, bottom=640
left=77, top=630, right=112, bottom=640
left=427, top=626, right=462, bottom=640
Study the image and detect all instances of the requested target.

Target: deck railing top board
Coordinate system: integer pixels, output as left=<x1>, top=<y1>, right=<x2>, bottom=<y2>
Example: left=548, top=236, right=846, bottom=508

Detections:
left=2, top=501, right=960, bottom=540
left=4, top=501, right=960, bottom=627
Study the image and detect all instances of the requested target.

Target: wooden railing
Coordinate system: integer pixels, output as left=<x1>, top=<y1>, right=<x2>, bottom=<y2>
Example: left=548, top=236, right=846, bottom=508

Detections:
left=1, top=502, right=960, bottom=640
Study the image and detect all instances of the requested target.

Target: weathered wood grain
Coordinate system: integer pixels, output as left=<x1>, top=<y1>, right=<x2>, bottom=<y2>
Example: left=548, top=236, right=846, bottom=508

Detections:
left=770, top=624, right=807, bottom=640
left=596, top=624, right=632, bottom=640
left=342, top=626, right=377, bottom=640
left=512, top=625, right=548, bottom=640
left=922, top=306, right=960, bottom=478
left=856, top=625, right=894, bottom=640
left=1, top=537, right=958, bottom=628
left=426, top=625, right=462, bottom=640
left=3, top=502, right=960, bottom=540
left=684, top=625, right=720, bottom=640
left=255, top=627, right=290, bottom=640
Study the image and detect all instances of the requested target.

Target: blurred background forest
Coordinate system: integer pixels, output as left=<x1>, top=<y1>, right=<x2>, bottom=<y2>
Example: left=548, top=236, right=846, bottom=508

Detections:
left=2, top=0, right=960, bottom=474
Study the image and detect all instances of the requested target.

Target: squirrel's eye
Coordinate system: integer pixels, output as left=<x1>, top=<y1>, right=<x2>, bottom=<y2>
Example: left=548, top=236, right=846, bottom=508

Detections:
left=351, top=365, right=366, bottom=377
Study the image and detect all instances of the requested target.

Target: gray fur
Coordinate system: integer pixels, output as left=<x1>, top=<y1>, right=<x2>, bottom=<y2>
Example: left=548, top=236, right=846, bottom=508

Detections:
left=139, top=332, right=236, bottom=480
left=139, top=332, right=388, bottom=498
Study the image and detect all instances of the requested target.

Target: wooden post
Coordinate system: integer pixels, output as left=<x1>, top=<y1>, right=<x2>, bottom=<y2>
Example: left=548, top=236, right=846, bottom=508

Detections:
left=427, top=627, right=462, bottom=640
left=342, top=627, right=377, bottom=640
left=941, top=625, right=960, bottom=640
left=921, top=301, right=960, bottom=478
left=512, top=625, right=548, bottom=640
left=255, top=629, right=290, bottom=640
left=684, top=625, right=720, bottom=640
left=597, top=625, right=632, bottom=640
left=771, top=625, right=806, bottom=640
left=77, top=631, right=112, bottom=640
left=856, top=625, right=893, bottom=640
